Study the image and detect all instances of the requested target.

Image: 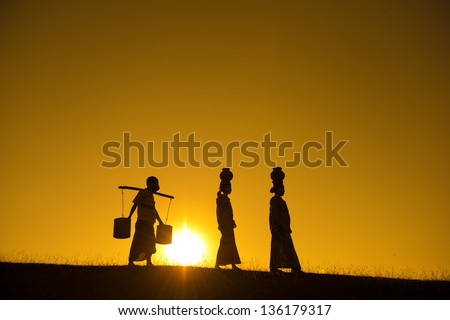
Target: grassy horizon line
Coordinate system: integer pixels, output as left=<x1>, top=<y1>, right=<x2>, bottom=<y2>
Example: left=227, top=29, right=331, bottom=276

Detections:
left=1, top=251, right=448, bottom=281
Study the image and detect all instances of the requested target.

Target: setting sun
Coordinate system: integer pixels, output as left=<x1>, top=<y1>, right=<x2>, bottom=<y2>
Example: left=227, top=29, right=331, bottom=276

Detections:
left=163, top=226, right=206, bottom=266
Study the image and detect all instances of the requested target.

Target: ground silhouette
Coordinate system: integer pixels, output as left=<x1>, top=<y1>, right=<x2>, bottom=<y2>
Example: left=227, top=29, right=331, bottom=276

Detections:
left=1, top=262, right=449, bottom=299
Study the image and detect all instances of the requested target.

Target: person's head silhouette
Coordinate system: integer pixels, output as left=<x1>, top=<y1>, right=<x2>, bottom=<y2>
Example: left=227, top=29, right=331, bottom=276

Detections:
left=218, top=168, right=233, bottom=196
left=146, top=176, right=160, bottom=192
left=271, top=184, right=285, bottom=196
left=270, top=167, right=285, bottom=196
left=220, top=181, right=232, bottom=195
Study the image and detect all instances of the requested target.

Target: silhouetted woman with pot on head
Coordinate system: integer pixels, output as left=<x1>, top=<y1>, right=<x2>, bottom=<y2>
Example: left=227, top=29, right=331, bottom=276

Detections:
left=269, top=167, right=303, bottom=274
left=215, top=168, right=241, bottom=270
left=127, top=176, right=164, bottom=267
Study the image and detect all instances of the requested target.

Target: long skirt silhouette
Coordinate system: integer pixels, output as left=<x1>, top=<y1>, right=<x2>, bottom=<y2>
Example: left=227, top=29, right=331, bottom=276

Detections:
left=270, top=231, right=300, bottom=269
left=129, top=220, right=156, bottom=261
left=216, top=194, right=241, bottom=266
left=269, top=195, right=301, bottom=269
left=216, top=229, right=241, bottom=265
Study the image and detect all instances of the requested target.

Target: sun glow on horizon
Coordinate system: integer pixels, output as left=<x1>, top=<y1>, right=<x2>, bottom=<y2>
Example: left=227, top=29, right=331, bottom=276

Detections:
left=163, top=226, right=206, bottom=266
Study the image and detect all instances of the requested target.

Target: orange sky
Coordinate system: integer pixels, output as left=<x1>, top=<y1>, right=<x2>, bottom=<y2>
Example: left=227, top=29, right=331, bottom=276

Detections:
left=1, top=1, right=449, bottom=276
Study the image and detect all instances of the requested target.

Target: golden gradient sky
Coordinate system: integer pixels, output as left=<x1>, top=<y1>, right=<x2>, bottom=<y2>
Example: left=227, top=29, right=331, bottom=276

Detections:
left=1, top=1, right=449, bottom=275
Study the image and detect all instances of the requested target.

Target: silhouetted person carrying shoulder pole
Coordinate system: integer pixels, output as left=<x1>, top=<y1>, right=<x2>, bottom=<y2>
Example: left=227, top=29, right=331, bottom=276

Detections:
left=215, top=168, right=241, bottom=270
left=127, top=176, right=164, bottom=267
left=269, top=167, right=303, bottom=274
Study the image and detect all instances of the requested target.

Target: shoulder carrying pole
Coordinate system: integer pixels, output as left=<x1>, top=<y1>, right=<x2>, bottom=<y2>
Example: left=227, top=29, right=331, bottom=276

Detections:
left=118, top=186, right=175, bottom=199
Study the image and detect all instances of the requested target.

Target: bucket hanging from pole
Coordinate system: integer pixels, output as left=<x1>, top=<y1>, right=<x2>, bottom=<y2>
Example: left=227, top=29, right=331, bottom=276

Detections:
left=113, top=217, right=130, bottom=239
left=156, top=197, right=173, bottom=244
left=113, top=189, right=130, bottom=239
left=156, top=224, right=173, bottom=244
